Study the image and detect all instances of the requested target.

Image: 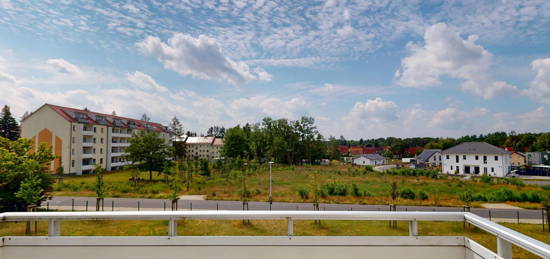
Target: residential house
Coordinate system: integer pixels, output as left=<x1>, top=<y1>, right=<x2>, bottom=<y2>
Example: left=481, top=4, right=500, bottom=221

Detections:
left=353, top=154, right=386, bottom=166
left=21, top=104, right=171, bottom=175
left=404, top=146, right=424, bottom=157
left=441, top=142, right=511, bottom=177
left=176, top=136, right=224, bottom=160
left=416, top=149, right=442, bottom=166
left=526, top=152, right=542, bottom=165
left=510, top=152, right=526, bottom=167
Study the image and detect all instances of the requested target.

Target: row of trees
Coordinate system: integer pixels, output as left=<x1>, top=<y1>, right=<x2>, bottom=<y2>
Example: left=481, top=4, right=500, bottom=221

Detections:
left=222, top=117, right=326, bottom=164
left=337, top=131, right=550, bottom=157
left=0, top=105, right=20, bottom=140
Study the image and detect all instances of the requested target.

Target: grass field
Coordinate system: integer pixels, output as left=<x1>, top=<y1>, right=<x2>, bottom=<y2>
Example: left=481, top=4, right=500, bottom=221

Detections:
left=51, top=164, right=549, bottom=208
left=1, top=219, right=547, bottom=258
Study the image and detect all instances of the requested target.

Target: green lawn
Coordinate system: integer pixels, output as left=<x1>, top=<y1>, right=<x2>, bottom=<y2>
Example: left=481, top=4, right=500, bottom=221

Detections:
left=1, top=219, right=547, bottom=259
left=51, top=164, right=548, bottom=208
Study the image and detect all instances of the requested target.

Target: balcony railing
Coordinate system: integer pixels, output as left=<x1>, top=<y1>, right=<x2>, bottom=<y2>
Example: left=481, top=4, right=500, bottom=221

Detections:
left=0, top=211, right=548, bottom=259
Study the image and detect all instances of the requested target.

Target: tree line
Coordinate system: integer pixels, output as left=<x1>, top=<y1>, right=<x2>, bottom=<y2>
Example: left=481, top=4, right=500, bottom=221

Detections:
left=222, top=117, right=327, bottom=164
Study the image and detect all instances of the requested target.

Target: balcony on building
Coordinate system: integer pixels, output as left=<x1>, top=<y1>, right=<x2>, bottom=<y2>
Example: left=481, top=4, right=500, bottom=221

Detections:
left=81, top=158, right=95, bottom=172
left=82, top=136, right=95, bottom=147
left=112, top=137, right=130, bottom=147
left=112, top=128, right=132, bottom=138
left=82, top=147, right=95, bottom=159
left=111, top=147, right=126, bottom=157
left=82, top=125, right=95, bottom=136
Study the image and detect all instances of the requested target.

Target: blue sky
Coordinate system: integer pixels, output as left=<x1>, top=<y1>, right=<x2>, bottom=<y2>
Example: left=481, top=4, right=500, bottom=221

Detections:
left=1, top=0, right=549, bottom=139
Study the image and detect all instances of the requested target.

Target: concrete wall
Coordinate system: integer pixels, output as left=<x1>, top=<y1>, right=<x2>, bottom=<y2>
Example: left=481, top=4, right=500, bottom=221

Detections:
left=0, top=236, right=497, bottom=259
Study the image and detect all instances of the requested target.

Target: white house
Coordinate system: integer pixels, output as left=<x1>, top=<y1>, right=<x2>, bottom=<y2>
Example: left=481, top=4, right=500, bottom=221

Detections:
left=441, top=142, right=511, bottom=177
left=416, top=149, right=442, bottom=166
left=174, top=136, right=224, bottom=160
left=353, top=154, right=386, bottom=166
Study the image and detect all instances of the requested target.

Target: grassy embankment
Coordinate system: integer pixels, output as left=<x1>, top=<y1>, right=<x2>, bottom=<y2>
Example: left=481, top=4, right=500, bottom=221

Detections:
left=0, top=219, right=547, bottom=259
left=51, top=164, right=549, bottom=209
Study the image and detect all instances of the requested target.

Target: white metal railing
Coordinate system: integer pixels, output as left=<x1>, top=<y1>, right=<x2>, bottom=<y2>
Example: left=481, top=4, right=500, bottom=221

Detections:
left=1, top=211, right=548, bottom=259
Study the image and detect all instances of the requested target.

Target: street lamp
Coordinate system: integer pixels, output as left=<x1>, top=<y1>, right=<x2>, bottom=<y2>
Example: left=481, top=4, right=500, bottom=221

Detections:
left=268, top=161, right=274, bottom=206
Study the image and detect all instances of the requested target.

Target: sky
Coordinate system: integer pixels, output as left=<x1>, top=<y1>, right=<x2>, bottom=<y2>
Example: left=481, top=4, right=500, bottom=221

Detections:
left=1, top=0, right=550, bottom=139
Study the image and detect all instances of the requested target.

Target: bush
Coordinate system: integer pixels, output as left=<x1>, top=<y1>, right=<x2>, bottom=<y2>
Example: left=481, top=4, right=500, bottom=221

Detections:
left=459, top=191, right=473, bottom=204
left=297, top=187, right=309, bottom=200
left=480, top=173, right=492, bottom=184
left=418, top=191, right=429, bottom=200
left=317, top=188, right=328, bottom=198
left=542, top=185, right=550, bottom=191
left=384, top=168, right=438, bottom=178
left=323, top=183, right=349, bottom=196
left=364, top=165, right=374, bottom=173
left=400, top=188, right=416, bottom=199
left=351, top=184, right=366, bottom=197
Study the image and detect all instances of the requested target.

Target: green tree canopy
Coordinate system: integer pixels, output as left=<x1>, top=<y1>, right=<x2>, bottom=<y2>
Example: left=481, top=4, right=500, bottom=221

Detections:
left=126, top=131, right=173, bottom=181
left=0, top=105, right=20, bottom=140
left=0, top=137, right=55, bottom=211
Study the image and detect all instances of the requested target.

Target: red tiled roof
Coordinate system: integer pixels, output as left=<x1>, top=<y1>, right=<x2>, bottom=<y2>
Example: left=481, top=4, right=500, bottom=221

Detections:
left=404, top=146, right=424, bottom=155
left=338, top=145, right=349, bottom=154
left=46, top=104, right=168, bottom=133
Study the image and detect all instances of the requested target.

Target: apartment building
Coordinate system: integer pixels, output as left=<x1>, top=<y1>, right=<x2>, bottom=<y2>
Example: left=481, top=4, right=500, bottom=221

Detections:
left=441, top=142, right=511, bottom=177
left=175, top=136, right=224, bottom=160
left=21, top=104, right=171, bottom=175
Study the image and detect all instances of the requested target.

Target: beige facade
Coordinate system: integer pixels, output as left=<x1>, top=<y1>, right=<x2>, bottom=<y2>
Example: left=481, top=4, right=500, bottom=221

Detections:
left=510, top=152, right=525, bottom=166
left=21, top=104, right=171, bottom=175
left=179, top=136, right=223, bottom=160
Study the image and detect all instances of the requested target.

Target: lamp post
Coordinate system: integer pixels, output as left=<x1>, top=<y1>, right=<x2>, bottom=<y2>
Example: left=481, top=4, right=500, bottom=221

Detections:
left=268, top=161, right=274, bottom=206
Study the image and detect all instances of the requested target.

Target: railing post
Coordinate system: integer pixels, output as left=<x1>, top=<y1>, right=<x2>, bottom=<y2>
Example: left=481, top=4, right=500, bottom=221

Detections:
left=168, top=218, right=177, bottom=237
left=287, top=217, right=294, bottom=237
left=48, top=219, right=60, bottom=237
left=408, top=220, right=418, bottom=236
left=497, top=237, right=512, bottom=259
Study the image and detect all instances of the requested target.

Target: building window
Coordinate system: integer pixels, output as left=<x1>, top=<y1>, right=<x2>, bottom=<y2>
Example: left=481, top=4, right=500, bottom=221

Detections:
left=72, top=125, right=75, bottom=131
left=100, top=158, right=103, bottom=164
left=446, top=155, right=449, bottom=159
left=93, top=137, right=96, bottom=143
left=455, top=155, right=459, bottom=163
left=451, top=165, right=453, bottom=170
left=100, top=138, right=103, bottom=144
left=484, top=167, right=487, bottom=173
left=463, top=155, right=466, bottom=160
left=494, top=156, right=498, bottom=161
left=71, top=160, right=74, bottom=167
left=483, top=156, right=487, bottom=164
left=100, top=148, right=103, bottom=154
left=491, top=167, right=494, bottom=172
left=475, top=155, right=478, bottom=160
left=93, top=127, right=96, bottom=132
left=101, top=128, right=104, bottom=133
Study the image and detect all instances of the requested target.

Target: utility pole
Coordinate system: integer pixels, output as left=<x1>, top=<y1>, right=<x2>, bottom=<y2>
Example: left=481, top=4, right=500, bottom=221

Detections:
left=269, top=161, right=274, bottom=205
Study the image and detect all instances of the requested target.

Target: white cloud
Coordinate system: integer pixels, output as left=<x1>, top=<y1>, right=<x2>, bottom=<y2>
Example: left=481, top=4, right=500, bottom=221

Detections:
left=127, top=71, right=168, bottom=92
left=523, top=58, right=550, bottom=104
left=0, top=0, right=13, bottom=9
left=344, top=97, right=399, bottom=130
left=429, top=107, right=489, bottom=130
left=245, top=57, right=329, bottom=68
left=230, top=96, right=307, bottom=122
left=136, top=33, right=271, bottom=85
left=395, top=23, right=517, bottom=99
left=0, top=71, right=16, bottom=83
left=46, top=58, right=82, bottom=75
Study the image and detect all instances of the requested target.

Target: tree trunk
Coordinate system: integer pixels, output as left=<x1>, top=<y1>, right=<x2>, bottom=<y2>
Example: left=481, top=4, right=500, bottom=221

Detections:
left=171, top=199, right=177, bottom=211
left=96, top=198, right=101, bottom=211
left=25, top=206, right=31, bottom=235
left=149, top=170, right=152, bottom=181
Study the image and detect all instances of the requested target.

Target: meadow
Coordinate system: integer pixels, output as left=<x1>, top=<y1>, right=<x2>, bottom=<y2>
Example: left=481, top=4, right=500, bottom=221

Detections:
left=51, top=164, right=549, bottom=209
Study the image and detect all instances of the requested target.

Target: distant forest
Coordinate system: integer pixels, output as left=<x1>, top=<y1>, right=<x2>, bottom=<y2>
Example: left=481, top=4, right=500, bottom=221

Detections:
left=332, top=131, right=550, bottom=156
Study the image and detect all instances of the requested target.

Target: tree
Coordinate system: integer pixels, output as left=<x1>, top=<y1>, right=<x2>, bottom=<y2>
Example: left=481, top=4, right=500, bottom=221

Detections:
left=126, top=131, right=172, bottom=181
left=222, top=126, right=249, bottom=158
left=206, top=126, right=226, bottom=138
left=534, top=133, right=550, bottom=151
left=0, top=105, right=20, bottom=140
left=15, top=174, right=44, bottom=234
left=168, top=166, right=181, bottom=210
left=169, top=116, right=184, bottom=138
left=111, top=110, right=117, bottom=116
left=141, top=113, right=150, bottom=122
left=94, top=165, right=106, bottom=211
left=0, top=137, right=54, bottom=212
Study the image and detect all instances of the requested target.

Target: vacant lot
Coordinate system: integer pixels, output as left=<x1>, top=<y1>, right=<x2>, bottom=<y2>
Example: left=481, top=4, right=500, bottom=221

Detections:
left=51, top=164, right=549, bottom=208
left=0, top=219, right=547, bottom=259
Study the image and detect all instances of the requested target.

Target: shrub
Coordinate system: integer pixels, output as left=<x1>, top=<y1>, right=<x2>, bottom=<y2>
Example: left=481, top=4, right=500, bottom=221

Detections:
left=418, top=191, right=429, bottom=200
left=297, top=187, right=309, bottom=200
left=323, top=183, right=349, bottom=196
left=480, top=173, right=492, bottom=184
left=400, top=188, right=416, bottom=199
left=118, top=185, right=131, bottom=193
left=364, top=165, right=374, bottom=173
left=351, top=184, right=365, bottom=197
left=459, top=191, right=473, bottom=204
left=542, top=185, right=550, bottom=191
left=317, top=188, right=328, bottom=198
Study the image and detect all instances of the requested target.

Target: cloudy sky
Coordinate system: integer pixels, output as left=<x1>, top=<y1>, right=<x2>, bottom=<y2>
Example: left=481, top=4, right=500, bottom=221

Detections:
left=1, top=0, right=549, bottom=139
